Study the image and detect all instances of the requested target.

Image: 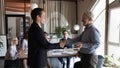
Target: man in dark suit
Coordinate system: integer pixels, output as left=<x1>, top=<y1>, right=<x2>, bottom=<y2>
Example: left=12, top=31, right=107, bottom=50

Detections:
left=28, top=8, right=65, bottom=68
left=58, top=30, right=73, bottom=68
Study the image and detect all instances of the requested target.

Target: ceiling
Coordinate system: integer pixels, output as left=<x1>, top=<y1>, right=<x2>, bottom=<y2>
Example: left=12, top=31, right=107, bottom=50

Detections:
left=5, top=0, right=83, bottom=12
left=5, top=0, right=30, bottom=12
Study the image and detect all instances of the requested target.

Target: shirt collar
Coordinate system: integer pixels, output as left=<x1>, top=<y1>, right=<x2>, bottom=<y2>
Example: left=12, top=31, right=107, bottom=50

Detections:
left=64, top=36, right=68, bottom=40
left=85, top=24, right=93, bottom=30
left=36, top=22, right=42, bottom=28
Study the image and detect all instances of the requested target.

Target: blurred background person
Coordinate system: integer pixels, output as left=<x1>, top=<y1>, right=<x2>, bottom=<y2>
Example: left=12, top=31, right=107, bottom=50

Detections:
left=58, top=30, right=73, bottom=68
left=4, top=37, right=19, bottom=68
left=21, top=32, right=28, bottom=68
left=44, top=32, right=51, bottom=42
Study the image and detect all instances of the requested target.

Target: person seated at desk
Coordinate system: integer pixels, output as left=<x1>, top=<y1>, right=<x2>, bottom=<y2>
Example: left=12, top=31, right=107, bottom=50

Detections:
left=4, top=37, right=19, bottom=68
left=44, top=32, right=52, bottom=68
left=21, top=32, right=28, bottom=68
left=58, top=30, right=73, bottom=68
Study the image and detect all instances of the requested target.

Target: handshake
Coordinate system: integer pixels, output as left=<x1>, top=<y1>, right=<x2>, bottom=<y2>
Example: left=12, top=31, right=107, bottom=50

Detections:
left=74, top=42, right=83, bottom=48
left=59, top=38, right=66, bottom=48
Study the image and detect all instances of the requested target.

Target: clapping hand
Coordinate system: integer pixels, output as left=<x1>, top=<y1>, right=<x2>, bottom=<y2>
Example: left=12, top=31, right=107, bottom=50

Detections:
left=59, top=39, right=66, bottom=48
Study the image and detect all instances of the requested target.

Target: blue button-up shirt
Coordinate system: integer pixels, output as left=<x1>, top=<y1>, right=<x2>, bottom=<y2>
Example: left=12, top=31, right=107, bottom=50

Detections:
left=68, top=24, right=100, bottom=54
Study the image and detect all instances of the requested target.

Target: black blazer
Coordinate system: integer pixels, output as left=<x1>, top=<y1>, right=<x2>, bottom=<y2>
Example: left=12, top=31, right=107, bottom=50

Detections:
left=64, top=38, right=73, bottom=48
left=28, top=22, right=61, bottom=68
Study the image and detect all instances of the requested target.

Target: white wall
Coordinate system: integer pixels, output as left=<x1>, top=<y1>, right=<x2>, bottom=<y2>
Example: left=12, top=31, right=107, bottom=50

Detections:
left=8, top=17, right=16, bottom=37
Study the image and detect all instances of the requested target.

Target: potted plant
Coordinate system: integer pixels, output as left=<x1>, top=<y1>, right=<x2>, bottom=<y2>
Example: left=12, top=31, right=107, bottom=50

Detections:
left=103, top=55, right=114, bottom=67
left=103, top=54, right=120, bottom=68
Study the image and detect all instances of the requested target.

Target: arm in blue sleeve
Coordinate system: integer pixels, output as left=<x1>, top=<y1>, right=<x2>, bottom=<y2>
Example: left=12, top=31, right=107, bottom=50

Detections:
left=81, top=28, right=100, bottom=53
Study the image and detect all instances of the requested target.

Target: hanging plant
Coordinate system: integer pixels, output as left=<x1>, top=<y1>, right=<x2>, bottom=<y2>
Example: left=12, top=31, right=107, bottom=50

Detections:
left=103, top=55, right=114, bottom=67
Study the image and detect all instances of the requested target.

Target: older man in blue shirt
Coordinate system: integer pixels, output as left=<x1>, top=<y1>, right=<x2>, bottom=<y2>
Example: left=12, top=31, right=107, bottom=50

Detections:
left=68, top=11, right=100, bottom=68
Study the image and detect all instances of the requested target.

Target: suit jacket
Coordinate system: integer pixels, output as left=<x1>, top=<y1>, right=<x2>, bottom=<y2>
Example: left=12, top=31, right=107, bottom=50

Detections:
left=28, top=22, right=61, bottom=68
left=63, top=37, right=72, bottom=48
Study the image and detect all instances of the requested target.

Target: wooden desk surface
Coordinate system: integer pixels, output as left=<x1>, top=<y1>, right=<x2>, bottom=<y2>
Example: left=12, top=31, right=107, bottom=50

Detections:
left=47, top=48, right=79, bottom=58
left=17, top=48, right=79, bottom=59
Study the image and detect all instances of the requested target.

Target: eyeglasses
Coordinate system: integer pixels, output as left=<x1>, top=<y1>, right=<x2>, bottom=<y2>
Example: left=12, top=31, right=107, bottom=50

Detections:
left=13, top=40, right=18, bottom=41
left=63, top=32, right=68, bottom=34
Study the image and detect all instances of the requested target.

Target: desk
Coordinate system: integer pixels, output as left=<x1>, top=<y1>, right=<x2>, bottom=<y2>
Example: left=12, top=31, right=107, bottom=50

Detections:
left=7, top=48, right=79, bottom=68
left=48, top=48, right=79, bottom=68
left=18, top=48, right=79, bottom=59
left=47, top=48, right=79, bottom=58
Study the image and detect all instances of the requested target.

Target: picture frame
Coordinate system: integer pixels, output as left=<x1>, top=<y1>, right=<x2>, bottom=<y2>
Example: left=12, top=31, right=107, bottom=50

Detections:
left=0, top=35, right=7, bottom=57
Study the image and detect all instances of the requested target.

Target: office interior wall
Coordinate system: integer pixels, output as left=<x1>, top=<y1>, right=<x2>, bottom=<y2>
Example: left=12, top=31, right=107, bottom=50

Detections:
left=0, top=0, right=5, bottom=35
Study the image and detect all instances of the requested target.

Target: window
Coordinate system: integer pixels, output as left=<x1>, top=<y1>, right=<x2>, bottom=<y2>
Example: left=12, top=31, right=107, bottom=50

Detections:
left=108, top=8, right=120, bottom=46
left=108, top=7, right=120, bottom=59
left=109, top=0, right=115, bottom=4
left=91, top=0, right=106, bottom=56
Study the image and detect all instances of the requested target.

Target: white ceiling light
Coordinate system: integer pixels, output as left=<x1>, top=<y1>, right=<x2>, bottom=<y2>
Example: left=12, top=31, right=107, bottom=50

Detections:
left=31, top=3, right=38, bottom=10
left=74, top=24, right=80, bottom=31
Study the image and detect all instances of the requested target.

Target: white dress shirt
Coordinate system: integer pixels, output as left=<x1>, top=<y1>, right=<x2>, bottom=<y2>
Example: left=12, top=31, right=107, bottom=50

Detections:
left=10, top=45, right=18, bottom=60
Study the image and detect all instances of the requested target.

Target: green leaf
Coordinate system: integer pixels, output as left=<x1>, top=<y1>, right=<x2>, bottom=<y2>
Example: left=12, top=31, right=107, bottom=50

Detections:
left=0, top=42, right=3, bottom=48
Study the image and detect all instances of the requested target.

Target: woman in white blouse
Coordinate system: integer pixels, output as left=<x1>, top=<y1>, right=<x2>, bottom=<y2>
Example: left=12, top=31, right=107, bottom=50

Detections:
left=4, top=37, right=19, bottom=68
left=10, top=37, right=18, bottom=60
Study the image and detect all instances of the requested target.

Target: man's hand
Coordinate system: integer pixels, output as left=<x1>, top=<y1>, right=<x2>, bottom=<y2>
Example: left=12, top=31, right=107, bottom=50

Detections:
left=74, top=42, right=83, bottom=48
left=59, top=39, right=66, bottom=48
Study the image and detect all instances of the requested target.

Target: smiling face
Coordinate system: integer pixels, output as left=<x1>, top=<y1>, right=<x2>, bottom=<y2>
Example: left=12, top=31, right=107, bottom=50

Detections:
left=82, top=13, right=90, bottom=26
left=11, top=37, right=18, bottom=45
left=37, top=11, right=46, bottom=25
left=81, top=11, right=93, bottom=26
left=63, top=31, right=68, bottom=37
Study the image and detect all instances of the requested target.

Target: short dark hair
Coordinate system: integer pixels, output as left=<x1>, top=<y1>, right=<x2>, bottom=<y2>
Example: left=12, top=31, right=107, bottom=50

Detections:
left=23, top=32, right=28, bottom=39
left=31, top=8, right=44, bottom=21
left=62, top=30, right=67, bottom=34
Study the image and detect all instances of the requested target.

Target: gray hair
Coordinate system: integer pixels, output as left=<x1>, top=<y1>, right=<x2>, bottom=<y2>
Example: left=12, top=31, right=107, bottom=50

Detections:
left=84, top=11, right=94, bottom=20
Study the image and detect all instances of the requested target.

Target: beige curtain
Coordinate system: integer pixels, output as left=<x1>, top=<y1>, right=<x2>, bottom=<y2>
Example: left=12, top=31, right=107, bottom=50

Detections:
left=30, top=0, right=76, bottom=34
left=44, top=0, right=76, bottom=34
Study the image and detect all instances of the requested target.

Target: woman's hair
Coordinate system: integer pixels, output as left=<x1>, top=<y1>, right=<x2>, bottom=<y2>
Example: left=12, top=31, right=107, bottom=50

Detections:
left=23, top=32, right=28, bottom=39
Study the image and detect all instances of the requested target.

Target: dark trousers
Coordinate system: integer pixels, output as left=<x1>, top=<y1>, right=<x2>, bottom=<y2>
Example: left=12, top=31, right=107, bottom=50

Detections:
left=29, top=65, right=47, bottom=68
left=58, top=57, right=71, bottom=68
left=4, top=60, right=19, bottom=68
left=74, top=53, right=98, bottom=68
